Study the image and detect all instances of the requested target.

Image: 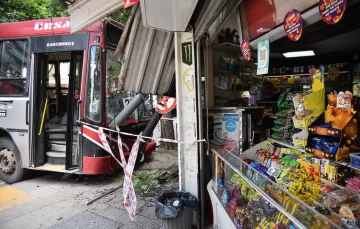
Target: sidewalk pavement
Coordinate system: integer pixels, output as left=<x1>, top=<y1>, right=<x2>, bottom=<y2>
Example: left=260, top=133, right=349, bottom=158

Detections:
left=0, top=149, right=178, bottom=229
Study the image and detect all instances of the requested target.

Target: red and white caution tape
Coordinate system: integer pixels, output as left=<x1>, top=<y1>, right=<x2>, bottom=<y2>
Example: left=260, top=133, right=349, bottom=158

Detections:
left=98, top=127, right=139, bottom=220
left=95, top=120, right=207, bottom=220
left=99, top=128, right=123, bottom=167
left=80, top=121, right=206, bottom=145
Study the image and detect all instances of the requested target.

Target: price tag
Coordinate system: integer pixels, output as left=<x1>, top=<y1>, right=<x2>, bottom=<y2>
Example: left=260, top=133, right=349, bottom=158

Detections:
left=337, top=93, right=351, bottom=108
left=340, top=218, right=355, bottom=229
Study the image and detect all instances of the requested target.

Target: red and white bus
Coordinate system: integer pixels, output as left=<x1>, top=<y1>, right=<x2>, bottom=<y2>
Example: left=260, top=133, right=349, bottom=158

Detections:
left=0, top=17, right=156, bottom=184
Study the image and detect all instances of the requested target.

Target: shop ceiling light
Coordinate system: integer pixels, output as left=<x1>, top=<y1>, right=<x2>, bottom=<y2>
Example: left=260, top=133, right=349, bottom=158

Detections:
left=283, top=50, right=315, bottom=58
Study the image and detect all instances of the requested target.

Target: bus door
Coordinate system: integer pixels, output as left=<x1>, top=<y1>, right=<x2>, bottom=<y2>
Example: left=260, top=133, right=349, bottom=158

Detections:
left=32, top=53, right=48, bottom=167
left=65, top=51, right=83, bottom=169
left=32, top=51, right=83, bottom=170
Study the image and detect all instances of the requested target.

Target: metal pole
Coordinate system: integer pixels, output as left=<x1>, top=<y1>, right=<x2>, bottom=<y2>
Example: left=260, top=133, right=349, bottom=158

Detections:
left=109, top=94, right=145, bottom=129
left=137, top=112, right=162, bottom=155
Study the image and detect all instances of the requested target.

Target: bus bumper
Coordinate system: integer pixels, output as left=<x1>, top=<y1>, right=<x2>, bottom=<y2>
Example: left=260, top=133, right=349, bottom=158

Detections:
left=82, top=156, right=114, bottom=175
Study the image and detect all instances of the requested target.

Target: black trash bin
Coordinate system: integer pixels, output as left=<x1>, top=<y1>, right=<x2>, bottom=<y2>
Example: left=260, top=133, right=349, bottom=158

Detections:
left=155, top=191, right=198, bottom=229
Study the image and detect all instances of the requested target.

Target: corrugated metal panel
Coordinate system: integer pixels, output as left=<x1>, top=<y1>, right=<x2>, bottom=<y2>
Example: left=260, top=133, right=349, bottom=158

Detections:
left=117, top=9, right=175, bottom=95
left=68, top=0, right=123, bottom=33
left=140, top=0, right=199, bottom=31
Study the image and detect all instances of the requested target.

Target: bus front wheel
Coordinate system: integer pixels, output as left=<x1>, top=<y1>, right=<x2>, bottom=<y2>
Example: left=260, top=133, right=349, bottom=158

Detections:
left=0, top=137, right=24, bottom=184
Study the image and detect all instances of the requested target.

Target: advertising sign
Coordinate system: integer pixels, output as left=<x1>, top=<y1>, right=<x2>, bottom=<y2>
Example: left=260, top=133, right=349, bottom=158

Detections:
left=257, top=39, right=270, bottom=75
left=240, top=0, right=317, bottom=40
left=319, top=0, right=347, bottom=24
left=241, top=39, right=251, bottom=61
left=283, top=9, right=303, bottom=41
left=124, top=0, right=140, bottom=8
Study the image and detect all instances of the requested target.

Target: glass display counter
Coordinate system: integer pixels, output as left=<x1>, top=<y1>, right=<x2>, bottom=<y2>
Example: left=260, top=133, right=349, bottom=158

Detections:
left=209, top=145, right=346, bottom=229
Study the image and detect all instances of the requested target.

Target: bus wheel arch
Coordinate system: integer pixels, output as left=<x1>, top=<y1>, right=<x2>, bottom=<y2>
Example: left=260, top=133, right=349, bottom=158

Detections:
left=0, top=128, right=12, bottom=139
left=0, top=137, right=24, bottom=184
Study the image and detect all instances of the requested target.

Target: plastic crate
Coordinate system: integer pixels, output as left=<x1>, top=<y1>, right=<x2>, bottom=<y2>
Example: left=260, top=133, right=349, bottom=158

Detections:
left=350, top=153, right=360, bottom=169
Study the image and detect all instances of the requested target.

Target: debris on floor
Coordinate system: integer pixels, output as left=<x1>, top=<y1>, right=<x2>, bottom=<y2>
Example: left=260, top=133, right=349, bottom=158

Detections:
left=132, top=163, right=178, bottom=196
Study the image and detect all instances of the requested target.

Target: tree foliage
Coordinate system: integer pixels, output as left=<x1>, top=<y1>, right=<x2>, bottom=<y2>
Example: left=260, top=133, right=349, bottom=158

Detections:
left=109, top=8, right=129, bottom=25
left=0, top=0, right=68, bottom=22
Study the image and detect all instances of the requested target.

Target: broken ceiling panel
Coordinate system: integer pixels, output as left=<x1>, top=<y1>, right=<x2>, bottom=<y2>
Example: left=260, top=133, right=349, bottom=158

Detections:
left=117, top=8, right=175, bottom=95
left=68, top=0, right=124, bottom=33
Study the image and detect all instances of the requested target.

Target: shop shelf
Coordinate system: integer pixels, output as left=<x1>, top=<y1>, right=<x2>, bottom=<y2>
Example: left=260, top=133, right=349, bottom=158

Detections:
left=271, top=136, right=360, bottom=187
left=263, top=71, right=348, bottom=78
left=213, top=68, right=252, bottom=74
left=210, top=42, right=241, bottom=55
left=211, top=148, right=342, bottom=229
left=267, top=137, right=306, bottom=153
left=336, top=160, right=360, bottom=172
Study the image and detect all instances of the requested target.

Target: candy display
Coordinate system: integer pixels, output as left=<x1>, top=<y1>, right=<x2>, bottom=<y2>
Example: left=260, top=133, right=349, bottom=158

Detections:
left=216, top=171, right=291, bottom=229
left=278, top=91, right=301, bottom=110
left=271, top=108, right=301, bottom=144
left=309, top=136, right=340, bottom=154
left=305, top=90, right=358, bottom=162
left=291, top=68, right=326, bottom=131
left=325, top=91, right=356, bottom=130
left=347, top=177, right=360, bottom=193
left=211, top=63, right=359, bottom=228
left=216, top=139, right=360, bottom=228
left=350, top=153, right=360, bottom=169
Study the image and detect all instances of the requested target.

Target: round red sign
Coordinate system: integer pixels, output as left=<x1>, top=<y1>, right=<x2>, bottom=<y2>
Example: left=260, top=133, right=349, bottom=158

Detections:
left=155, top=96, right=176, bottom=114
left=283, top=9, right=303, bottom=41
left=319, top=0, right=347, bottom=25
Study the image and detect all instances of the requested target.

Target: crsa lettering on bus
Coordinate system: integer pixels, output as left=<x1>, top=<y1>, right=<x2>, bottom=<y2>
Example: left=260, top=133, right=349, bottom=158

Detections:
left=46, top=42, right=75, bottom=47
left=34, top=21, right=70, bottom=30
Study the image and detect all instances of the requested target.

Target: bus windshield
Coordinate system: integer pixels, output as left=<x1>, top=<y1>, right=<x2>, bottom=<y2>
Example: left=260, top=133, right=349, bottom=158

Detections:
left=0, top=39, right=29, bottom=95
left=105, top=49, right=154, bottom=124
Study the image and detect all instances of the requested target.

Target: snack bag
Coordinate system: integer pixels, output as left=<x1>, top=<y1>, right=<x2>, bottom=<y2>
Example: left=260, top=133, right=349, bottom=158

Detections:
left=276, top=109, right=295, bottom=119
left=346, top=177, right=360, bottom=193
left=256, top=218, right=277, bottom=229
left=339, top=205, right=356, bottom=228
left=323, top=189, right=358, bottom=208
left=220, top=189, right=230, bottom=206
left=217, top=73, right=230, bottom=89
left=319, top=183, right=337, bottom=194
left=274, top=118, right=293, bottom=126
left=227, top=197, right=240, bottom=217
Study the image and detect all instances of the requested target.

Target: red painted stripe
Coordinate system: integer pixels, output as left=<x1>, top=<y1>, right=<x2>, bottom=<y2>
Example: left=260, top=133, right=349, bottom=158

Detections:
left=83, top=126, right=102, bottom=144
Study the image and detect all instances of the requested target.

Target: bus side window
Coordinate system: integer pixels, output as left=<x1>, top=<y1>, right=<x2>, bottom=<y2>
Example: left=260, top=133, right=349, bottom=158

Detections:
left=85, top=46, right=102, bottom=122
left=0, top=40, right=28, bottom=96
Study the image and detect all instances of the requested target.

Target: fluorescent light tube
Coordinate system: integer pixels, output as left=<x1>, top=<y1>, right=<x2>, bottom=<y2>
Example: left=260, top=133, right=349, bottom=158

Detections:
left=283, top=50, right=315, bottom=58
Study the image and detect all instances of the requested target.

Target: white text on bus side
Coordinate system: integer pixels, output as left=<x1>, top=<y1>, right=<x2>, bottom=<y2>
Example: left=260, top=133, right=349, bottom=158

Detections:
left=34, top=21, right=70, bottom=30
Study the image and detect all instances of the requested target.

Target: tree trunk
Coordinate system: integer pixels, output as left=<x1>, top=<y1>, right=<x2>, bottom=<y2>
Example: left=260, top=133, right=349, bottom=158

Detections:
left=160, top=112, right=177, bottom=150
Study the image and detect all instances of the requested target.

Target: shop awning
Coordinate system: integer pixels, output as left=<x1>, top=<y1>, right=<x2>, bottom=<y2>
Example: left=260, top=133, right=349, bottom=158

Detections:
left=68, top=0, right=124, bottom=33
left=115, top=8, right=175, bottom=95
